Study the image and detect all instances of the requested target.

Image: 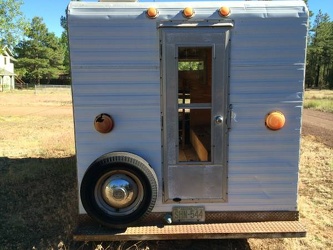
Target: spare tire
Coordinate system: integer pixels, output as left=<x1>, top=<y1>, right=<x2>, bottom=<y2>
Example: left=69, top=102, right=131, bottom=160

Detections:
left=80, top=152, right=158, bottom=228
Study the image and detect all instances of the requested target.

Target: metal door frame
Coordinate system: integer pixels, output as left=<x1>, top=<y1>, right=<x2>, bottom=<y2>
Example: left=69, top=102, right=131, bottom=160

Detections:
left=160, top=25, right=232, bottom=203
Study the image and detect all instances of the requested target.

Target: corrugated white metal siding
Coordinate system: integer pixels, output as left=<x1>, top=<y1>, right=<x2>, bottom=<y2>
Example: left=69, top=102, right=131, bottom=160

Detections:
left=68, top=1, right=308, bottom=214
left=227, top=14, right=307, bottom=210
left=68, top=10, right=162, bottom=213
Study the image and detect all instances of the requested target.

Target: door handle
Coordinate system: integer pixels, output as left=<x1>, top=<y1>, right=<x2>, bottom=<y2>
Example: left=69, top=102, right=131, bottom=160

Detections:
left=215, top=115, right=223, bottom=125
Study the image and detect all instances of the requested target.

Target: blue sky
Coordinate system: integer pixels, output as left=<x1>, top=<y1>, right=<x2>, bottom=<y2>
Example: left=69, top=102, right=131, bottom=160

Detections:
left=21, top=0, right=333, bottom=38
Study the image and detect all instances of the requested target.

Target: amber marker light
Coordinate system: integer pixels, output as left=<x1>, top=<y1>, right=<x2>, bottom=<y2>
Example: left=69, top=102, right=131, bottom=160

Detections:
left=183, top=7, right=195, bottom=18
left=265, top=111, right=286, bottom=131
left=219, top=6, right=231, bottom=17
left=94, top=113, right=114, bottom=134
left=147, top=7, right=159, bottom=19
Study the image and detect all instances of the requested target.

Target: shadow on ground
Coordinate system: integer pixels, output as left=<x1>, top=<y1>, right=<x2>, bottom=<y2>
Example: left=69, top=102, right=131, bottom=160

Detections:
left=73, top=239, right=251, bottom=250
left=0, top=156, right=251, bottom=250
left=0, top=156, right=78, bottom=249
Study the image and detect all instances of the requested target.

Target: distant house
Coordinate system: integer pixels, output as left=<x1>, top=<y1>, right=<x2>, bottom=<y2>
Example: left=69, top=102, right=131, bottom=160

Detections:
left=0, top=46, right=16, bottom=91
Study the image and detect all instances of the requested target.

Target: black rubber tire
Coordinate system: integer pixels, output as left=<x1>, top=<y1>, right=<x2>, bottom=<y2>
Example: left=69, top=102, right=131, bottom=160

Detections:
left=80, top=152, right=158, bottom=229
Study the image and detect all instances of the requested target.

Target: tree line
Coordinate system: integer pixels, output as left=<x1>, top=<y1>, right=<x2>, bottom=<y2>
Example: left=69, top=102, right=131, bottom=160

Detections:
left=0, top=0, right=73, bottom=85
left=0, top=0, right=332, bottom=89
left=306, top=10, right=333, bottom=89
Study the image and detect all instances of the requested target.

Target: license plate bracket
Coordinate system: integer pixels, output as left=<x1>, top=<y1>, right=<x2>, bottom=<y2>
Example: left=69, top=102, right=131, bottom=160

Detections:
left=172, top=206, right=205, bottom=223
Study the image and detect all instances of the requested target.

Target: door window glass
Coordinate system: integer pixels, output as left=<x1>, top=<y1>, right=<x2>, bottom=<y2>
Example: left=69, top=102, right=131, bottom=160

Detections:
left=178, top=47, right=212, bottom=162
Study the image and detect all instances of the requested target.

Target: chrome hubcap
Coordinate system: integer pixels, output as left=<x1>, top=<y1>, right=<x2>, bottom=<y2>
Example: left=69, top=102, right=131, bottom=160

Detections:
left=102, top=174, right=138, bottom=209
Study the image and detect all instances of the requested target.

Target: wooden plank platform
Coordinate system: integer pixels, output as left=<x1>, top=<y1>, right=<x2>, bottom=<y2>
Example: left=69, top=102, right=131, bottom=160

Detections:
left=73, top=221, right=306, bottom=241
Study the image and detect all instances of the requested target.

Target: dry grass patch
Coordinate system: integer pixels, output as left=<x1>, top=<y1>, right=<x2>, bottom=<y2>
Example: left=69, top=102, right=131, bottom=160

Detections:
left=298, top=135, right=333, bottom=249
left=248, top=135, right=333, bottom=250
left=0, top=115, right=74, bottom=158
left=0, top=89, right=77, bottom=249
left=304, top=90, right=333, bottom=113
left=0, top=90, right=74, bottom=158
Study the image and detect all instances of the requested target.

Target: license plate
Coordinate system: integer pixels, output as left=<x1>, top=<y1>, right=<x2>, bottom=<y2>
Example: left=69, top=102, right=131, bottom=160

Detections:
left=172, top=206, right=205, bottom=222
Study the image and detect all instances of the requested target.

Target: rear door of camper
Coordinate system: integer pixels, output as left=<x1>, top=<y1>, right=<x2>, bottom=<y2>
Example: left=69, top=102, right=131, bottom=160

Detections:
left=160, top=25, right=231, bottom=203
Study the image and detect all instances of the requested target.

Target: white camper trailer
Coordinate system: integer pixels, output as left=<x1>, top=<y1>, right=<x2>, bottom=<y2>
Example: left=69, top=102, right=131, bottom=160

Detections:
left=67, top=0, right=308, bottom=240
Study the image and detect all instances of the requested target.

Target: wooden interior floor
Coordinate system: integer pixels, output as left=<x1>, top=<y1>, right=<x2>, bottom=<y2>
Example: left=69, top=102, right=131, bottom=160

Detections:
left=179, top=145, right=200, bottom=162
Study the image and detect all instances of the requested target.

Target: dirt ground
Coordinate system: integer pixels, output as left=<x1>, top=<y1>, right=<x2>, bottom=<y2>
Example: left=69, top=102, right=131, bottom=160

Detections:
left=0, top=91, right=72, bottom=117
left=302, top=109, right=333, bottom=148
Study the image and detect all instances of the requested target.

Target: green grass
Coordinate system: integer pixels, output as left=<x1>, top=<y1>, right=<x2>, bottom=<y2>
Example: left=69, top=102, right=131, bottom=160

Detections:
left=304, top=90, right=333, bottom=113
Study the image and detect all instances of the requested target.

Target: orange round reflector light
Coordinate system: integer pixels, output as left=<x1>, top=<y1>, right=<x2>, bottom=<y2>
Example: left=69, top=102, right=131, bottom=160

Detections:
left=94, top=113, right=114, bottom=134
left=219, top=6, right=231, bottom=17
left=183, top=7, right=195, bottom=18
left=147, top=7, right=158, bottom=19
left=265, top=111, right=286, bottom=130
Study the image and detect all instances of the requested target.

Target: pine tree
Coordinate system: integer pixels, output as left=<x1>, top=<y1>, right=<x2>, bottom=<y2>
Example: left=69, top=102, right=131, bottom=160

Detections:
left=15, top=17, right=65, bottom=85
left=0, top=0, right=28, bottom=50
left=306, top=10, right=333, bottom=89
